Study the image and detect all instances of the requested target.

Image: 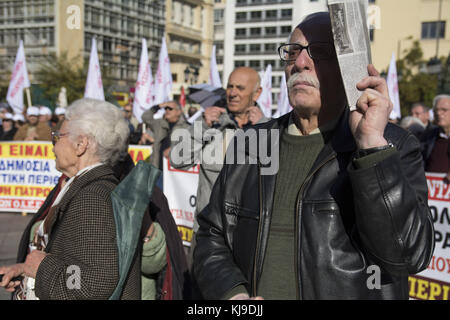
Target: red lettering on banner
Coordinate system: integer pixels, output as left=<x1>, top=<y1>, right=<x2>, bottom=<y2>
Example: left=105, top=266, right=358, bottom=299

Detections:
left=25, top=145, right=33, bottom=156
left=35, top=146, right=43, bottom=157
left=135, top=151, right=144, bottom=162
left=427, top=176, right=450, bottom=201
left=0, top=187, right=12, bottom=196
left=10, top=144, right=18, bottom=156
left=128, top=150, right=135, bottom=160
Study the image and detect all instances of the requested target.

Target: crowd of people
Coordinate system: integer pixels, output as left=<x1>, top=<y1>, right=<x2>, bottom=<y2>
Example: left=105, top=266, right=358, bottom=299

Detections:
left=0, top=12, right=443, bottom=300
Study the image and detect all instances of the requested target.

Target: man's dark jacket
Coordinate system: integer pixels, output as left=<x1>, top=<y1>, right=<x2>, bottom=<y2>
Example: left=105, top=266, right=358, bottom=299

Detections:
left=193, top=110, right=435, bottom=300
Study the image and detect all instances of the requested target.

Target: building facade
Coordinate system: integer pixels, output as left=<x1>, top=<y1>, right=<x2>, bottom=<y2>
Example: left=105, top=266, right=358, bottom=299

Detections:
left=222, top=0, right=327, bottom=111
left=165, top=0, right=214, bottom=99
left=370, top=0, right=450, bottom=71
left=0, top=0, right=166, bottom=91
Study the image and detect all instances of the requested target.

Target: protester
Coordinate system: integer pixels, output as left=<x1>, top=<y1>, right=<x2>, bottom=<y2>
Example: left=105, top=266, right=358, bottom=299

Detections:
left=13, top=106, right=51, bottom=141
left=0, top=98, right=141, bottom=299
left=420, top=94, right=450, bottom=174
left=410, top=102, right=435, bottom=130
left=142, top=101, right=190, bottom=170
left=39, top=106, right=52, bottom=125
left=170, top=67, right=267, bottom=264
left=193, top=12, right=434, bottom=300
left=0, top=113, right=17, bottom=141
left=123, top=103, right=139, bottom=132
left=399, top=115, right=425, bottom=140
left=13, top=113, right=25, bottom=129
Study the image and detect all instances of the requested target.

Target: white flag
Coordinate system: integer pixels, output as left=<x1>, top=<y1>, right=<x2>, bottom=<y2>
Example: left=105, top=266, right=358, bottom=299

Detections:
left=273, top=73, right=292, bottom=118
left=387, top=53, right=401, bottom=120
left=257, top=64, right=273, bottom=118
left=84, top=38, right=105, bottom=101
left=133, top=39, right=154, bottom=123
left=208, top=45, right=222, bottom=88
left=153, top=37, right=173, bottom=107
left=6, top=40, right=31, bottom=114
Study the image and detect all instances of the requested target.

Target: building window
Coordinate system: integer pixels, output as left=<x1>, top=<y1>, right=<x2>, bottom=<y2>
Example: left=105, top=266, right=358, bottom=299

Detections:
left=235, top=60, right=246, bottom=67
left=249, top=60, right=260, bottom=68
left=281, top=9, right=292, bottom=19
left=266, top=10, right=277, bottom=19
left=236, top=12, right=246, bottom=21
left=264, top=43, right=276, bottom=52
left=281, top=26, right=291, bottom=35
left=250, top=11, right=262, bottom=20
left=235, top=28, right=246, bottom=37
left=265, top=27, right=276, bottom=36
left=250, top=43, right=261, bottom=52
left=250, top=28, right=261, bottom=36
left=215, top=9, right=224, bottom=23
left=421, top=21, right=446, bottom=39
left=235, top=44, right=246, bottom=53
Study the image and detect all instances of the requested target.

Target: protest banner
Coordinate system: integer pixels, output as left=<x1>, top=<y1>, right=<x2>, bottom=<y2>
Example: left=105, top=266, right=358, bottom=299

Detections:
left=0, top=142, right=152, bottom=213
left=409, top=173, right=450, bottom=300
left=163, top=158, right=199, bottom=247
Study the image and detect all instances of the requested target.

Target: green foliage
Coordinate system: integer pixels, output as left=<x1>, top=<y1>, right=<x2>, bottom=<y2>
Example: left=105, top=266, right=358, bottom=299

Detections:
left=390, top=40, right=439, bottom=116
left=33, top=52, right=119, bottom=107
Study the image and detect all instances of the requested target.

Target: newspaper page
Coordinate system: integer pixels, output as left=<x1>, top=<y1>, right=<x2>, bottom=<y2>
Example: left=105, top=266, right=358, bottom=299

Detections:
left=328, top=0, right=372, bottom=111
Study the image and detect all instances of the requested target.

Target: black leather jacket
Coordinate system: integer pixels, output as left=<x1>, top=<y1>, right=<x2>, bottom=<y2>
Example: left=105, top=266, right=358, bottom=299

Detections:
left=193, top=110, right=435, bottom=300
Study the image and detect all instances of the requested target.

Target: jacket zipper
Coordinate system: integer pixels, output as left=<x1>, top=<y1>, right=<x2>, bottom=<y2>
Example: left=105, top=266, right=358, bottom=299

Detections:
left=253, top=162, right=264, bottom=296
left=294, top=154, right=336, bottom=299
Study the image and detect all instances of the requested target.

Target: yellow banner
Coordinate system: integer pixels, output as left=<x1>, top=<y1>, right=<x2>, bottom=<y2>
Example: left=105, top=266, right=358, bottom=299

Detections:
left=0, top=141, right=55, bottom=159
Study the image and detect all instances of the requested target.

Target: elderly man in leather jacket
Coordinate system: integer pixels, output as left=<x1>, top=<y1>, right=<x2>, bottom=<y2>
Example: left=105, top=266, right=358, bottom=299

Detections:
left=193, top=12, right=435, bottom=300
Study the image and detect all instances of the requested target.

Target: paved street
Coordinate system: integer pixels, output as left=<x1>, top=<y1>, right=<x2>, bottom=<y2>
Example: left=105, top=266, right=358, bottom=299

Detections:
left=0, top=212, right=33, bottom=300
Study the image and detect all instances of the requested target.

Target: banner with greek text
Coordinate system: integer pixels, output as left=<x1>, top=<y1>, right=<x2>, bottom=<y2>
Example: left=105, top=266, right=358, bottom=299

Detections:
left=0, top=142, right=152, bottom=213
left=163, top=158, right=198, bottom=247
left=409, top=173, right=450, bottom=300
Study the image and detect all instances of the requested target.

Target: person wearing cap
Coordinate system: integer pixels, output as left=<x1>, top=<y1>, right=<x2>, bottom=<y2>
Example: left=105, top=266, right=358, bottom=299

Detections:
left=0, top=113, right=17, bottom=141
left=39, top=106, right=52, bottom=125
left=13, top=114, right=25, bottom=129
left=13, top=106, right=52, bottom=141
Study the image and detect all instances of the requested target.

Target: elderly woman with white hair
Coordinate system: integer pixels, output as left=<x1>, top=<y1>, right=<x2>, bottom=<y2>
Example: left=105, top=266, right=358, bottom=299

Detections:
left=0, top=98, right=141, bottom=300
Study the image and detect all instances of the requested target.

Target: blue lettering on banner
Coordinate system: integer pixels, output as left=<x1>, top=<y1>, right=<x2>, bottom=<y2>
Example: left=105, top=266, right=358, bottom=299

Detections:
left=27, top=175, right=60, bottom=185
left=0, top=160, right=50, bottom=172
left=0, top=173, right=25, bottom=183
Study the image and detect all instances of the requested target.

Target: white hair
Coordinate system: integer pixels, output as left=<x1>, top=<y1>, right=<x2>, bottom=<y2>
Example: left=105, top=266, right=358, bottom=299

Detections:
left=433, top=94, right=450, bottom=109
left=400, top=116, right=425, bottom=129
left=65, top=98, right=129, bottom=165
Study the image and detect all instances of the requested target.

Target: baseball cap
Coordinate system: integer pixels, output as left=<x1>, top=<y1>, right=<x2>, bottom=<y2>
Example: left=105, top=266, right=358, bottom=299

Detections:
left=55, top=107, right=66, bottom=115
left=26, top=106, right=40, bottom=116
left=13, top=114, right=25, bottom=122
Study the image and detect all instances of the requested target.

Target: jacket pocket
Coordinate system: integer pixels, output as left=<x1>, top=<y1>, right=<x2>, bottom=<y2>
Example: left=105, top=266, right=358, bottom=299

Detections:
left=310, top=201, right=340, bottom=215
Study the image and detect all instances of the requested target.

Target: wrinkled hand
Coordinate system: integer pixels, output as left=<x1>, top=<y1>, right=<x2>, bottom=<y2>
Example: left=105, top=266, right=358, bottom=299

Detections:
left=0, top=264, right=24, bottom=292
left=139, top=132, right=154, bottom=145
left=349, top=64, right=392, bottom=149
left=203, top=107, right=226, bottom=127
left=248, top=106, right=264, bottom=125
left=23, top=250, right=47, bottom=279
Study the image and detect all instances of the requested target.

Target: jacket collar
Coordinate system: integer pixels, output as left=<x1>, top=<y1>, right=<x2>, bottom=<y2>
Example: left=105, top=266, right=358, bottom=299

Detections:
left=47, top=164, right=117, bottom=238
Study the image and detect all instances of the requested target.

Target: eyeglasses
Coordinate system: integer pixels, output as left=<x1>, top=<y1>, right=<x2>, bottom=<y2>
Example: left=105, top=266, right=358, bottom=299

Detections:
left=51, top=130, right=69, bottom=145
left=278, top=42, right=336, bottom=63
left=164, top=106, right=174, bottom=111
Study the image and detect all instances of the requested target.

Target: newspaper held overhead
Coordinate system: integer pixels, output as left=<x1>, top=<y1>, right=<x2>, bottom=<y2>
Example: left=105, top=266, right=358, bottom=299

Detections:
left=328, top=0, right=372, bottom=111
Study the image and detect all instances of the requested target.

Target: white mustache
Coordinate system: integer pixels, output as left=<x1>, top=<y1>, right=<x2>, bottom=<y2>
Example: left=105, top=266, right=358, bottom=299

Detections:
left=287, top=72, right=320, bottom=90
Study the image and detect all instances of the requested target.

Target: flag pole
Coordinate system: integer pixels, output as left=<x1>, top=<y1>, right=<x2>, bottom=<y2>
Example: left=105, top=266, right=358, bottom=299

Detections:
left=25, top=87, right=32, bottom=109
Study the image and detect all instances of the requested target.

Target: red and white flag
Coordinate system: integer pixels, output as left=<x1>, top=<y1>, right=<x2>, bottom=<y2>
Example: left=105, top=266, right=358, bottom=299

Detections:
left=208, top=45, right=222, bottom=88
left=257, top=64, right=273, bottom=118
left=7, top=40, right=31, bottom=114
left=179, top=86, right=186, bottom=108
left=153, top=37, right=172, bottom=106
left=273, top=73, right=292, bottom=118
left=387, top=53, right=401, bottom=120
left=133, top=38, right=154, bottom=123
left=84, top=37, right=105, bottom=101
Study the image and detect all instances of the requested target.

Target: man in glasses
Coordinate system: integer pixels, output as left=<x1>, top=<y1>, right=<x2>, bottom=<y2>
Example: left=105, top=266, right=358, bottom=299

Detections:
left=141, top=100, right=189, bottom=170
left=193, top=12, right=434, bottom=300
